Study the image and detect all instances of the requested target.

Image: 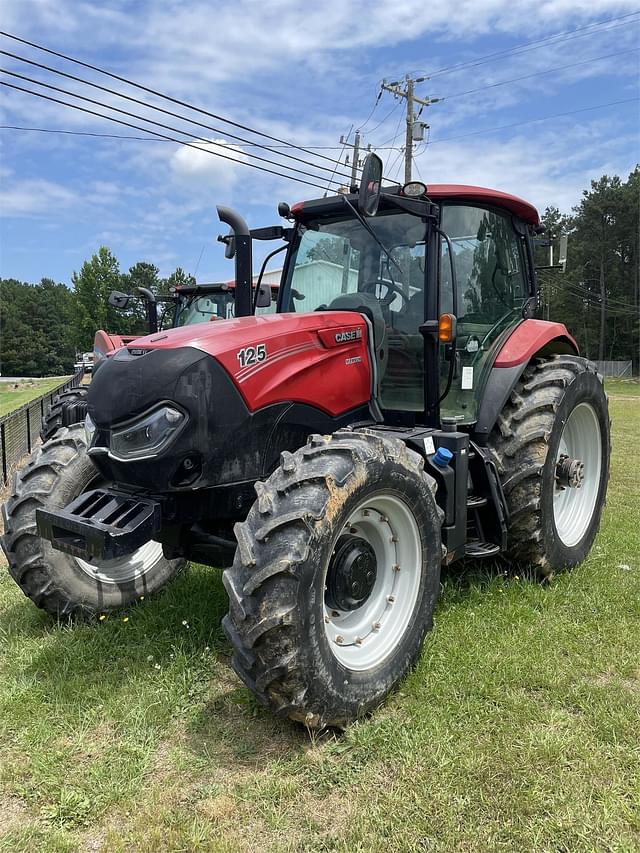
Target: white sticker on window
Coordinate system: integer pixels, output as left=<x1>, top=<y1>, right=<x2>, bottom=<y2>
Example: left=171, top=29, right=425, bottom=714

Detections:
left=423, top=436, right=435, bottom=455
left=461, top=366, right=474, bottom=390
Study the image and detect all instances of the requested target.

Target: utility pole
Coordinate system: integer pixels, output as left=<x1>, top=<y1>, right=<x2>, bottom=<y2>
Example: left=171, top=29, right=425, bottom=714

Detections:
left=381, top=75, right=441, bottom=183
left=340, top=130, right=371, bottom=191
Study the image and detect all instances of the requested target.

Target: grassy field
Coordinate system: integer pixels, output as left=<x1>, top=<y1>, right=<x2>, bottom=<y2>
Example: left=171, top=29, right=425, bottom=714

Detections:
left=0, top=378, right=71, bottom=418
left=0, top=390, right=638, bottom=852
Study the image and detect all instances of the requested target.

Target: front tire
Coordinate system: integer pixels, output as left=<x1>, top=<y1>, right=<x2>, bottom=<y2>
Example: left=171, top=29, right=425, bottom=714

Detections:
left=1, top=425, right=185, bottom=618
left=488, top=356, right=610, bottom=573
left=40, top=387, right=89, bottom=442
left=222, top=430, right=442, bottom=728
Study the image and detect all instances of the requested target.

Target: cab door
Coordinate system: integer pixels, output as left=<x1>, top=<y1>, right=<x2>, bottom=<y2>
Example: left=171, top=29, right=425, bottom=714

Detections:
left=439, top=204, right=530, bottom=423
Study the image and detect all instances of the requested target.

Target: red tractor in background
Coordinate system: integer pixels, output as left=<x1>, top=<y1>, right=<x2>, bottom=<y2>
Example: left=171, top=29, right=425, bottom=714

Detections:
left=40, top=280, right=253, bottom=441
left=3, top=156, right=610, bottom=729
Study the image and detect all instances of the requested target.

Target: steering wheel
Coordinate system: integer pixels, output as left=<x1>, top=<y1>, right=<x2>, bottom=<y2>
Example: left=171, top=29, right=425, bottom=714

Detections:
left=361, top=279, right=409, bottom=308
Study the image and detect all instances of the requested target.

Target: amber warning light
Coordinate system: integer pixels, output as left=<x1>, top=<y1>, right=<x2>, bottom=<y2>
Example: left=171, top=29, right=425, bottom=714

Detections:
left=438, top=313, right=457, bottom=343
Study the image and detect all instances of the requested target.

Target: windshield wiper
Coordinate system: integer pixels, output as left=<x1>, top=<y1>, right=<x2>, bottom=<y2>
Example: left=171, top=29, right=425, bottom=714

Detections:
left=341, top=196, right=403, bottom=274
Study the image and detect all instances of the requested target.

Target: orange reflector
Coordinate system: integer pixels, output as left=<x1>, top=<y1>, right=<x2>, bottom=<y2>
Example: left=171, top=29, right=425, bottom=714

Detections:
left=438, top=313, right=456, bottom=342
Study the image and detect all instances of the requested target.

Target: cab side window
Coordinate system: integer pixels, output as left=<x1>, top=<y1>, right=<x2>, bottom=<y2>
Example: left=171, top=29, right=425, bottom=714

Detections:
left=440, top=205, right=530, bottom=422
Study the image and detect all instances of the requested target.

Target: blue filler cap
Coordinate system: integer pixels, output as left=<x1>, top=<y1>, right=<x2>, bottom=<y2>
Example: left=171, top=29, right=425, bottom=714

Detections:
left=433, top=447, right=454, bottom=468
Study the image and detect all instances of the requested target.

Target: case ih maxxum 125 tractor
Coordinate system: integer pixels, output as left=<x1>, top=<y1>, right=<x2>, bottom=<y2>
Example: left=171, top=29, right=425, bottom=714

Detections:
left=3, top=156, right=610, bottom=728
left=39, top=280, right=244, bottom=441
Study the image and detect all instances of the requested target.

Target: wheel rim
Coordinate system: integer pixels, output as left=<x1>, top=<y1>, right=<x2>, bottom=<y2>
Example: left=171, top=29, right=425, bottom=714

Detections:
left=323, top=493, right=422, bottom=671
left=553, top=402, right=602, bottom=548
left=75, top=540, right=166, bottom=584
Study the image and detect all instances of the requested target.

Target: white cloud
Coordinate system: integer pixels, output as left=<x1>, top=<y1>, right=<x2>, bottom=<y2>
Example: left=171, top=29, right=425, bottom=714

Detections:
left=169, top=138, right=246, bottom=189
left=0, top=177, right=78, bottom=215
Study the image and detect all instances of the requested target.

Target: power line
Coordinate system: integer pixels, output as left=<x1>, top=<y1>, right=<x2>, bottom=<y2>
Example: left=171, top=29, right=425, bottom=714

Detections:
left=0, top=68, right=348, bottom=187
left=441, top=46, right=640, bottom=101
left=358, top=87, right=383, bottom=132
left=366, top=100, right=401, bottom=136
left=415, top=11, right=640, bottom=80
left=323, top=124, right=352, bottom=196
left=0, top=125, right=405, bottom=151
left=0, top=29, right=358, bottom=174
left=426, top=96, right=640, bottom=145
left=0, top=81, right=333, bottom=192
left=0, top=49, right=354, bottom=182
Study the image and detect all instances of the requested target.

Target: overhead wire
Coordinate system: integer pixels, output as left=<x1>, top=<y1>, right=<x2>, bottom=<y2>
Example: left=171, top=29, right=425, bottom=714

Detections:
left=413, top=11, right=640, bottom=80
left=0, top=81, right=333, bottom=192
left=424, top=96, right=640, bottom=145
left=0, top=124, right=406, bottom=149
left=0, top=30, right=361, bottom=174
left=0, top=67, right=352, bottom=187
left=323, top=124, right=353, bottom=195
left=358, top=87, right=383, bottom=132
left=0, top=49, right=355, bottom=181
left=440, top=46, right=640, bottom=101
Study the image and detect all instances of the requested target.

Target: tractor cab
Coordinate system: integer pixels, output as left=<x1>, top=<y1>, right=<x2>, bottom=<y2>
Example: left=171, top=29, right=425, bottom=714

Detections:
left=276, top=186, right=537, bottom=427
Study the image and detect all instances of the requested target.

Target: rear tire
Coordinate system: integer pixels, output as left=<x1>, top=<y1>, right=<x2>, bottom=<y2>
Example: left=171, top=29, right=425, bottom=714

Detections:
left=1, top=425, right=185, bottom=618
left=40, top=387, right=89, bottom=442
left=222, top=429, right=442, bottom=728
left=488, top=355, right=610, bottom=574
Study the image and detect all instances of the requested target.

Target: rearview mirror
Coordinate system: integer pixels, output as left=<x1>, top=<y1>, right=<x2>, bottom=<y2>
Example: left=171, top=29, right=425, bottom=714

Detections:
left=358, top=153, right=383, bottom=217
left=255, top=283, right=272, bottom=308
left=108, top=290, right=130, bottom=309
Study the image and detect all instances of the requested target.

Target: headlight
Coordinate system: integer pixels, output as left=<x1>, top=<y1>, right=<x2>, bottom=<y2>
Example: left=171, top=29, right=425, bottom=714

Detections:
left=84, top=413, right=96, bottom=446
left=109, top=405, right=186, bottom=461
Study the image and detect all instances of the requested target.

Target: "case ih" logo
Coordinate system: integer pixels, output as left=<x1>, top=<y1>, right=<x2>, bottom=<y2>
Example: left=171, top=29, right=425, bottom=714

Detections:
left=335, top=329, right=362, bottom=343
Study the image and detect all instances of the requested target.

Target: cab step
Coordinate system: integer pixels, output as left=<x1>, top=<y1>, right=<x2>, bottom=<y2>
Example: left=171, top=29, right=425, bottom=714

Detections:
left=467, top=494, right=487, bottom=508
left=465, top=540, right=501, bottom=558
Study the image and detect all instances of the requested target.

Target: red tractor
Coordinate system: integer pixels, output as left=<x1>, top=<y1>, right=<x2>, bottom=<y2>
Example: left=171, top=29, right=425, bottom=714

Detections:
left=3, top=157, right=610, bottom=728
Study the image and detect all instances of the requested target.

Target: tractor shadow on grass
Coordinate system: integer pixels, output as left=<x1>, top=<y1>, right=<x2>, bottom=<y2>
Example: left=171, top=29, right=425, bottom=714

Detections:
left=1, top=565, right=313, bottom=767
left=439, top=555, right=544, bottom=602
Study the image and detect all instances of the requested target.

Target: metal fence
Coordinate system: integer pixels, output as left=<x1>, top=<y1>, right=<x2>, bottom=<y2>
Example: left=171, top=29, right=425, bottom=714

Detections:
left=594, top=360, right=633, bottom=378
left=0, top=371, right=84, bottom=485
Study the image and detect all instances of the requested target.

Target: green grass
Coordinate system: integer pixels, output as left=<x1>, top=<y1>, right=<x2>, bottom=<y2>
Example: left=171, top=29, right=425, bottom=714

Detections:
left=0, top=392, right=638, bottom=852
left=0, top=378, right=71, bottom=418
left=604, top=377, right=640, bottom=397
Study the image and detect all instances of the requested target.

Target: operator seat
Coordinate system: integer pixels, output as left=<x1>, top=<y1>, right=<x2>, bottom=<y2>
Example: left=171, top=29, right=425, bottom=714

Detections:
left=327, top=292, right=389, bottom=390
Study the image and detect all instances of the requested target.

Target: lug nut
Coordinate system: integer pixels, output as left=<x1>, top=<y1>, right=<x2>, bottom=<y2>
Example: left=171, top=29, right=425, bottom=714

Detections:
left=372, top=622, right=381, bottom=631
left=355, top=637, right=362, bottom=646
left=324, top=615, right=330, bottom=623
left=387, top=595, right=395, bottom=603
left=335, top=635, right=344, bottom=645
left=362, top=509, right=370, bottom=517
left=393, top=564, right=401, bottom=572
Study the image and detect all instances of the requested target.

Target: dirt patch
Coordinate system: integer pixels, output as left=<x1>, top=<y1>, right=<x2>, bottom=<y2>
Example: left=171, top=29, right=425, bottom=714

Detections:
left=588, top=671, right=640, bottom=694
left=0, top=792, right=28, bottom=834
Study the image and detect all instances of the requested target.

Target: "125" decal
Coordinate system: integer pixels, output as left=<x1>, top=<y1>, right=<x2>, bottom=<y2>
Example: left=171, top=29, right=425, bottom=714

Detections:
left=237, top=343, right=267, bottom=368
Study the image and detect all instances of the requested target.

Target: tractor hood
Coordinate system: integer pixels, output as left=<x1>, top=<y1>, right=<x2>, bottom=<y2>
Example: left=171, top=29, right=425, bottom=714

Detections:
left=85, top=312, right=373, bottom=493
left=95, top=313, right=372, bottom=419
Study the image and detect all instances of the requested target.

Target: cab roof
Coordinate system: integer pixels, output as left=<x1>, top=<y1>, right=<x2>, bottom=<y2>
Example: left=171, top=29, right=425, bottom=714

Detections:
left=422, top=184, right=540, bottom=226
left=292, top=184, right=540, bottom=227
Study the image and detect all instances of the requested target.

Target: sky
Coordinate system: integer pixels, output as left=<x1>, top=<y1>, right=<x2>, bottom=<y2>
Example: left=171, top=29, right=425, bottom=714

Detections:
left=0, top=0, right=639, bottom=287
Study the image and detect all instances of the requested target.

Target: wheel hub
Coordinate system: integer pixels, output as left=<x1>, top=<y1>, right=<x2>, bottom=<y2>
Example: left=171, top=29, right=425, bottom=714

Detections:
left=555, top=453, right=585, bottom=489
left=326, top=535, right=377, bottom=611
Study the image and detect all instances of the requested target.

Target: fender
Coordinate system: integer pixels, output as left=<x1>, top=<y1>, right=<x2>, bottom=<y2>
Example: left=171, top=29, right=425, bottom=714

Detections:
left=473, top=319, right=579, bottom=444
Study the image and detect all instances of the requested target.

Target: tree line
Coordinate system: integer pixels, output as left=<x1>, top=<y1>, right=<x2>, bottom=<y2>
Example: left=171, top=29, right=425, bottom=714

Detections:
left=0, top=166, right=637, bottom=377
left=536, top=166, right=638, bottom=372
left=0, top=251, right=195, bottom=376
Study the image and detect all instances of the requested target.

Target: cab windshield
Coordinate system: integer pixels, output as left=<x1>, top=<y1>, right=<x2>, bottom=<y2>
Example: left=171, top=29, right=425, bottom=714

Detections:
left=281, top=211, right=426, bottom=322
left=281, top=210, right=427, bottom=412
left=174, top=291, right=235, bottom=326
